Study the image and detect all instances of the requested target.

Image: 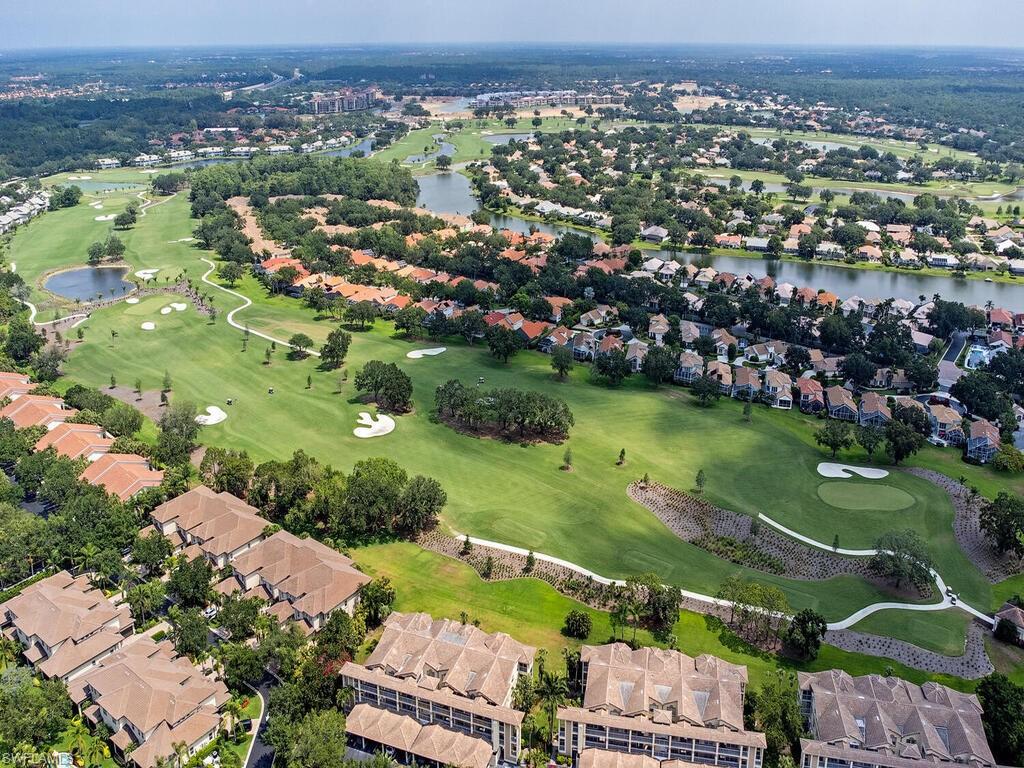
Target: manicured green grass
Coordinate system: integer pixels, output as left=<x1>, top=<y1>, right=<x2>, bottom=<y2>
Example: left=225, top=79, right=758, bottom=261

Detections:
left=23, top=167, right=1011, bottom=653
left=355, top=542, right=976, bottom=690
left=817, top=481, right=916, bottom=511
left=851, top=608, right=973, bottom=656
left=6, top=188, right=193, bottom=308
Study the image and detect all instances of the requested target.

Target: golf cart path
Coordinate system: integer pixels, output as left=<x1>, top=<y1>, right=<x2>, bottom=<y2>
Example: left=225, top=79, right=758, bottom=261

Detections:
left=199, top=257, right=320, bottom=357
left=193, top=255, right=994, bottom=635
left=451, top=525, right=994, bottom=632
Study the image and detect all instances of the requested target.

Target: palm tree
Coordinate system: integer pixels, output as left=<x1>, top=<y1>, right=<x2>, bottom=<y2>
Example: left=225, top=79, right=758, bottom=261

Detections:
left=0, top=635, right=19, bottom=670
left=535, top=670, right=568, bottom=757
left=172, top=740, right=189, bottom=768
left=67, top=717, right=90, bottom=761
left=84, top=737, right=110, bottom=767
left=223, top=696, right=244, bottom=739
left=76, top=543, right=100, bottom=574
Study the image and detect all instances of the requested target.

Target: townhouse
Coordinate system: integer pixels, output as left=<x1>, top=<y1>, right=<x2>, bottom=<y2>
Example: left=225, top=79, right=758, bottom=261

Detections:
left=674, top=352, right=704, bottom=385
left=0, top=393, right=77, bottom=430
left=798, top=671, right=995, bottom=768
left=928, top=404, right=965, bottom=446
left=71, top=638, right=229, bottom=768
left=220, top=529, right=370, bottom=634
left=79, top=453, right=165, bottom=501
left=149, top=486, right=268, bottom=569
left=557, top=643, right=766, bottom=768
left=35, top=422, right=115, bottom=461
left=797, top=378, right=825, bottom=414
left=0, top=570, right=134, bottom=683
left=341, top=612, right=536, bottom=768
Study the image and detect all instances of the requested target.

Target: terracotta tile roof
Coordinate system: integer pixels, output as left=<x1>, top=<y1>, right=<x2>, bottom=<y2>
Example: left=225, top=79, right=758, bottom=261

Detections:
left=798, top=670, right=994, bottom=767
left=0, top=394, right=75, bottom=429
left=79, top=454, right=163, bottom=500
left=970, top=419, right=1000, bottom=444
left=34, top=422, right=114, bottom=461
left=346, top=703, right=493, bottom=768
left=151, top=486, right=267, bottom=563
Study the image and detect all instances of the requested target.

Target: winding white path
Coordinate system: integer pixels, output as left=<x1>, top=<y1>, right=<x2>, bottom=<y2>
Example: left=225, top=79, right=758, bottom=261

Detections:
left=757, top=513, right=993, bottom=629
left=198, top=258, right=320, bottom=357
left=192, top=252, right=995, bottom=638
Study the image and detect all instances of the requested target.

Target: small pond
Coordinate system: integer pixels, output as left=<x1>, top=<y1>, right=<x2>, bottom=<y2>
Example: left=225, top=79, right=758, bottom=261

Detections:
left=44, top=266, right=133, bottom=302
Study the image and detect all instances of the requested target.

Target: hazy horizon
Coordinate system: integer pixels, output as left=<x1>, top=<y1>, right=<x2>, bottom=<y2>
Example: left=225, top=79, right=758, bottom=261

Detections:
left=4, top=0, right=1024, bottom=52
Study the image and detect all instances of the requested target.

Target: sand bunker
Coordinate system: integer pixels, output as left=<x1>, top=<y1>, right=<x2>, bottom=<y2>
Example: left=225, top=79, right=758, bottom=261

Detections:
left=406, top=347, right=447, bottom=359
left=817, top=462, right=889, bottom=480
left=134, top=268, right=159, bottom=280
left=95, top=214, right=115, bottom=221
left=353, top=412, right=395, bottom=439
left=168, top=237, right=194, bottom=243
left=140, top=321, right=156, bottom=331
left=139, top=169, right=160, bottom=174
left=195, top=405, right=227, bottom=426
left=68, top=175, right=92, bottom=180
left=125, top=297, right=139, bottom=304
left=160, top=306, right=173, bottom=315
left=90, top=202, right=103, bottom=209
left=170, top=302, right=187, bottom=311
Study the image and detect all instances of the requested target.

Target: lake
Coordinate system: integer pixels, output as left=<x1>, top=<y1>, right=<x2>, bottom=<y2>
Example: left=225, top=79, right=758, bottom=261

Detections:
left=412, top=172, right=1024, bottom=310
left=482, top=133, right=533, bottom=145
left=405, top=134, right=456, bottom=164
left=45, top=266, right=133, bottom=302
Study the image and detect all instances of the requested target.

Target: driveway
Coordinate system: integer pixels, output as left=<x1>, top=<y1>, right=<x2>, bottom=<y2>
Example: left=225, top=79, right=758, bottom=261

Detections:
left=938, top=331, right=968, bottom=391
left=244, top=675, right=276, bottom=768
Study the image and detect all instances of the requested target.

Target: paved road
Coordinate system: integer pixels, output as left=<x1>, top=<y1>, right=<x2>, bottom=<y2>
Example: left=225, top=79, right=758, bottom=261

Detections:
left=244, top=675, right=275, bottom=768
left=938, top=331, right=968, bottom=391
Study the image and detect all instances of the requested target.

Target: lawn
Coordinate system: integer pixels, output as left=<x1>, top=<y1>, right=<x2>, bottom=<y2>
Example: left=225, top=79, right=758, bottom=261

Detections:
left=354, top=542, right=977, bottom=691
left=850, top=608, right=973, bottom=656
left=22, top=165, right=1015, bottom=653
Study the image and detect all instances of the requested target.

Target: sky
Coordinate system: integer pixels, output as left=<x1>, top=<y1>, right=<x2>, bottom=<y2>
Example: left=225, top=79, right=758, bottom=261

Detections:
left=2, top=0, right=1024, bottom=50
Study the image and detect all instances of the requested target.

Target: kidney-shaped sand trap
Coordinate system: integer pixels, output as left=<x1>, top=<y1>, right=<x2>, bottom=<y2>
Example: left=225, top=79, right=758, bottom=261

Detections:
left=195, top=406, right=227, bottom=426
left=353, top=411, right=395, bottom=438
left=95, top=214, right=115, bottom=221
left=817, top=462, right=889, bottom=479
left=406, top=347, right=447, bottom=359
left=125, top=297, right=140, bottom=304
left=135, top=268, right=159, bottom=280
left=140, top=322, right=156, bottom=331
left=160, top=306, right=173, bottom=315
left=170, top=302, right=188, bottom=311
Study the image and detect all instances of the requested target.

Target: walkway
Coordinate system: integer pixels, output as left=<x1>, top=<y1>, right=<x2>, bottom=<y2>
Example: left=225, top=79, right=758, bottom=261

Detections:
left=198, top=257, right=320, bottom=357
left=757, top=512, right=993, bottom=629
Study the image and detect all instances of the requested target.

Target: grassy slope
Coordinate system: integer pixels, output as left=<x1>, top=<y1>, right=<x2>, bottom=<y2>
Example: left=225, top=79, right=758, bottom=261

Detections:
left=23, top=174, right=1021, bottom=651
left=356, top=542, right=976, bottom=691
left=851, top=608, right=973, bottom=656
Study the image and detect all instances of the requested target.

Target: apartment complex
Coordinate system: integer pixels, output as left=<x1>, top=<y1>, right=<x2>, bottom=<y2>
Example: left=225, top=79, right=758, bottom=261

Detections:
left=558, top=644, right=766, bottom=768
left=0, top=570, right=133, bottom=683
left=798, top=671, right=995, bottom=768
left=340, top=611, right=536, bottom=768
left=310, top=87, right=378, bottom=114
left=71, top=637, right=229, bottom=768
left=468, top=90, right=622, bottom=109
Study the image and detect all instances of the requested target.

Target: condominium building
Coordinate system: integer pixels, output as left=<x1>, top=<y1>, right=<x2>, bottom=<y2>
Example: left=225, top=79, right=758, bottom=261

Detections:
left=798, top=671, right=995, bottom=768
left=558, top=644, right=766, bottom=768
left=150, top=485, right=268, bottom=568
left=0, top=570, right=133, bottom=683
left=340, top=612, right=536, bottom=768
left=70, top=637, right=229, bottom=768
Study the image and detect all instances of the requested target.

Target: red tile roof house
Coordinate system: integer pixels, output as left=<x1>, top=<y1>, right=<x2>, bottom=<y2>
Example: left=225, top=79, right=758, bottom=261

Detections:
left=0, top=370, right=35, bottom=400
left=967, top=419, right=1001, bottom=463
left=544, top=296, right=574, bottom=322
left=516, top=320, right=553, bottom=347
left=989, top=307, right=1015, bottom=329
left=763, top=370, right=793, bottom=409
left=858, top=392, right=892, bottom=427
left=538, top=326, right=573, bottom=354
left=0, top=394, right=76, bottom=430
left=928, top=404, right=965, bottom=446
left=825, top=386, right=857, bottom=421
left=732, top=366, right=762, bottom=401
left=797, top=378, right=825, bottom=413
left=674, top=352, right=704, bottom=385
left=80, top=454, right=164, bottom=501
left=34, top=423, right=114, bottom=462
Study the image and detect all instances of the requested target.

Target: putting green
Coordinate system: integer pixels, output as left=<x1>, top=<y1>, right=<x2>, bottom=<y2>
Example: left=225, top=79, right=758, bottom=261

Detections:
left=817, top=481, right=915, bottom=511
